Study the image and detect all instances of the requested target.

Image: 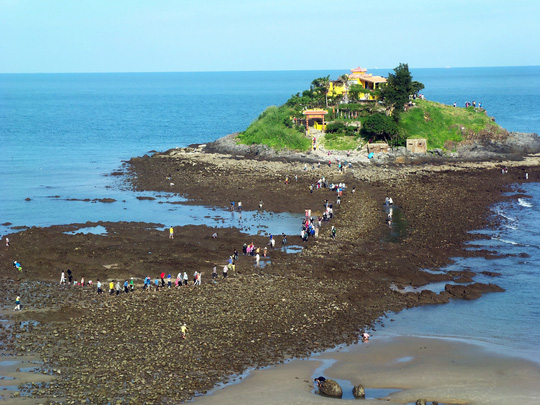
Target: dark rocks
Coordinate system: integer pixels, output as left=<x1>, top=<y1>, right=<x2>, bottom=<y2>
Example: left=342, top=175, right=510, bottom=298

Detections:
left=480, top=271, right=502, bottom=277
left=352, top=383, right=365, bottom=398
left=445, top=282, right=505, bottom=300
left=93, top=198, right=116, bottom=203
left=319, top=379, right=342, bottom=398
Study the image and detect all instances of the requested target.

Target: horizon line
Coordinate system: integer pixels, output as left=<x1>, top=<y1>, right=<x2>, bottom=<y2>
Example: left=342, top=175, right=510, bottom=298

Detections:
left=1, top=64, right=539, bottom=75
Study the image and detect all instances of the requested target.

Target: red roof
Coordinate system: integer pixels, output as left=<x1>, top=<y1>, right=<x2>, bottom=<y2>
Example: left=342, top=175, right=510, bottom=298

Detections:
left=350, top=67, right=367, bottom=73
left=302, top=109, right=328, bottom=116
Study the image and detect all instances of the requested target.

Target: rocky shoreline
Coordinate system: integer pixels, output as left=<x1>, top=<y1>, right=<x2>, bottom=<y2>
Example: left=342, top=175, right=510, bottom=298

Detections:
left=201, top=131, right=540, bottom=164
left=1, top=136, right=540, bottom=403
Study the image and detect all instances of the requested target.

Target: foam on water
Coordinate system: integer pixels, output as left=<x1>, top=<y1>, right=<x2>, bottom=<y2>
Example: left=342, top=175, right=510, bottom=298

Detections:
left=518, top=197, right=533, bottom=208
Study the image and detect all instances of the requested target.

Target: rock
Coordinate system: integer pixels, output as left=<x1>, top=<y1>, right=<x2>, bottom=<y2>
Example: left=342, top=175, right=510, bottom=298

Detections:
left=445, top=282, right=504, bottom=300
left=94, top=198, right=116, bottom=203
left=352, top=383, right=365, bottom=398
left=416, top=400, right=427, bottom=405
left=319, top=379, right=342, bottom=398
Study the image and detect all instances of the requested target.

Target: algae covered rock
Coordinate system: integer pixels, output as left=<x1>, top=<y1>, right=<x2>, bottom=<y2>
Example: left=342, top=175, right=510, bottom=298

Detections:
left=319, top=379, right=342, bottom=398
left=353, top=383, right=365, bottom=398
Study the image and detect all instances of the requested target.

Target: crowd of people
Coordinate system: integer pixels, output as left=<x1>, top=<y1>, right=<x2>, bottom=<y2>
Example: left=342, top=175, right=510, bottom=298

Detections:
left=8, top=168, right=349, bottom=323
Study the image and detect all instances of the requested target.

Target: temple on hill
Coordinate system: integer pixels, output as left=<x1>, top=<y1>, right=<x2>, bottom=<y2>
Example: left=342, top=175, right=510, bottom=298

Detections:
left=329, top=67, right=387, bottom=101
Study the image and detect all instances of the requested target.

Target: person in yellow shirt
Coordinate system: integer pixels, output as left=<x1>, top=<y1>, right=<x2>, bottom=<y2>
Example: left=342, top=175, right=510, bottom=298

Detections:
left=169, top=226, right=174, bottom=239
left=109, top=281, right=114, bottom=295
left=180, top=323, right=188, bottom=339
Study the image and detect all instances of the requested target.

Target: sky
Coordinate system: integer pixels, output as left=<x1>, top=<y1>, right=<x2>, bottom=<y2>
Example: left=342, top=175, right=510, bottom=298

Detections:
left=1, top=0, right=539, bottom=73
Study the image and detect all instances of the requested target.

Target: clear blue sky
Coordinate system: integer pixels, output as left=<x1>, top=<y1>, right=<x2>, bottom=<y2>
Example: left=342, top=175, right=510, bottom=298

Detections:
left=1, top=0, right=539, bottom=73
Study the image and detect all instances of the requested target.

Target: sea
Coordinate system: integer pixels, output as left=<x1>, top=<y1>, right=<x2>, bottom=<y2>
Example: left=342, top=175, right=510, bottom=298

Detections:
left=1, top=66, right=540, bottom=367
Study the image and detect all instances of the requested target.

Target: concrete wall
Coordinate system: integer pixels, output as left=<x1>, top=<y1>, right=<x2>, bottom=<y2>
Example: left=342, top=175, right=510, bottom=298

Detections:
left=406, top=138, right=427, bottom=153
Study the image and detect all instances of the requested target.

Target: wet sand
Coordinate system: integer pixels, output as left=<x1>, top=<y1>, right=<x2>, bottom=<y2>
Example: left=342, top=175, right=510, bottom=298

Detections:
left=192, top=336, right=540, bottom=405
left=0, top=351, right=51, bottom=404
left=1, top=148, right=539, bottom=403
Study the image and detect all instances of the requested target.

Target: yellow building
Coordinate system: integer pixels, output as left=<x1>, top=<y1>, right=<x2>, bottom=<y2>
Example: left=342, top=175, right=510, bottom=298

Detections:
left=329, top=67, right=387, bottom=101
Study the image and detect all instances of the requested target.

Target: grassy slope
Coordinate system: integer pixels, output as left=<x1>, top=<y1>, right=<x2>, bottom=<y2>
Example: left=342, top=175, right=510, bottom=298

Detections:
left=237, top=106, right=311, bottom=151
left=323, top=135, right=360, bottom=151
left=238, top=99, right=506, bottom=151
left=399, top=99, right=506, bottom=149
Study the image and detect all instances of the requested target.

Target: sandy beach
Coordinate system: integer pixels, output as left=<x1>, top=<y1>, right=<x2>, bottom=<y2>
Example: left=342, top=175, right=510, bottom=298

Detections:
left=192, top=336, right=540, bottom=405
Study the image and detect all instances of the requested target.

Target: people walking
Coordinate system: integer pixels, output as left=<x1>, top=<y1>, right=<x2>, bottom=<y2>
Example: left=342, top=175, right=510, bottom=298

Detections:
left=14, top=295, right=21, bottom=311
left=180, top=323, right=188, bottom=339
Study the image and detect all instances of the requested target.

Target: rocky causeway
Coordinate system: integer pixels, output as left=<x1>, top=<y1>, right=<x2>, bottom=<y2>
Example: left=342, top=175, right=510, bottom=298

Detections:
left=1, top=133, right=540, bottom=404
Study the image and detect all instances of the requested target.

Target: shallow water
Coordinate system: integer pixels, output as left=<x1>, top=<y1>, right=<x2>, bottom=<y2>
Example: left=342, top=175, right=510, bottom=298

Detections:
left=2, top=67, right=540, bottom=238
left=374, top=182, right=540, bottom=364
left=311, top=358, right=400, bottom=400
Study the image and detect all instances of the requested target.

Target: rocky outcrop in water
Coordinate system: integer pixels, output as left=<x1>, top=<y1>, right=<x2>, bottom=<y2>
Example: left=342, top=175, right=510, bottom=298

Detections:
left=353, top=383, right=365, bottom=398
left=445, top=282, right=505, bottom=300
left=318, top=379, right=342, bottom=398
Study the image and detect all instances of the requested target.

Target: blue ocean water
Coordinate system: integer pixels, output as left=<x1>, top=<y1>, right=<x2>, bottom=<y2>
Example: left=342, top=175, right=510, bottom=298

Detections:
left=1, top=67, right=540, bottom=363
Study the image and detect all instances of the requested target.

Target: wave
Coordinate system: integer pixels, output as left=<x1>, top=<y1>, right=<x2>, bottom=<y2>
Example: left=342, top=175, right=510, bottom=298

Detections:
left=493, top=207, right=516, bottom=222
left=494, top=238, right=519, bottom=245
left=518, top=198, right=533, bottom=208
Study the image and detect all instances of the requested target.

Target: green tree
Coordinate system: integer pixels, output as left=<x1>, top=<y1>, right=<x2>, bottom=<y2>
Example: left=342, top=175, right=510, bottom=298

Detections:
left=348, top=84, right=362, bottom=102
left=362, top=113, right=399, bottom=142
left=311, top=75, right=331, bottom=107
left=379, top=63, right=423, bottom=121
left=412, top=80, right=425, bottom=95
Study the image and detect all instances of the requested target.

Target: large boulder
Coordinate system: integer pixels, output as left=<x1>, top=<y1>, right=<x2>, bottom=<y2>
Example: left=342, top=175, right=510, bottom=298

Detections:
left=319, top=379, right=343, bottom=398
left=352, top=384, right=365, bottom=398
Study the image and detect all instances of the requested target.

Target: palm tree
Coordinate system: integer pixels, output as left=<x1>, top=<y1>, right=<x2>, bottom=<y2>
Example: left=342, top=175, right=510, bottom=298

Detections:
left=311, top=75, right=331, bottom=108
left=338, top=74, right=349, bottom=104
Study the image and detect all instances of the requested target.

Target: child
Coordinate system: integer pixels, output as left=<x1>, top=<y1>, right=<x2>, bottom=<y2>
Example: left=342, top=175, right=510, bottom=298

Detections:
left=14, top=295, right=21, bottom=311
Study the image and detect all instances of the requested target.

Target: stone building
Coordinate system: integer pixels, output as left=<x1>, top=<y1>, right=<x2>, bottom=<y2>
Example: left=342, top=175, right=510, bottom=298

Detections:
left=406, top=138, right=427, bottom=153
